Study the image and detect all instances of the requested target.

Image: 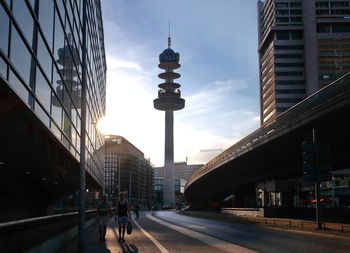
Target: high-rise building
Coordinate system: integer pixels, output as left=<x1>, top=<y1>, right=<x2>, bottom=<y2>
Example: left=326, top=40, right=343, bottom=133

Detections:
left=104, top=135, right=154, bottom=208
left=153, top=36, right=185, bottom=207
left=0, top=0, right=106, bottom=221
left=257, top=0, right=350, bottom=125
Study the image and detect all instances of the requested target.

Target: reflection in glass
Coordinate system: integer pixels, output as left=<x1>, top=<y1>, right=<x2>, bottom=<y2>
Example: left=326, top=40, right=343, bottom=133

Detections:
left=52, top=33, right=82, bottom=150
left=0, top=57, right=7, bottom=78
left=0, top=6, right=9, bottom=55
left=35, top=101, right=50, bottom=127
left=12, top=0, right=34, bottom=45
left=50, top=120, right=61, bottom=140
left=9, top=70, right=29, bottom=103
left=37, top=34, right=53, bottom=81
left=10, top=27, right=32, bottom=86
left=51, top=98, right=62, bottom=129
left=38, top=0, right=54, bottom=51
left=35, top=67, right=51, bottom=112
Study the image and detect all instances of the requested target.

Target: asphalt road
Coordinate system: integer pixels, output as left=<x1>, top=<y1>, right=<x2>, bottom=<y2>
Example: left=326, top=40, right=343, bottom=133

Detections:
left=152, top=211, right=350, bottom=253
left=60, top=210, right=350, bottom=253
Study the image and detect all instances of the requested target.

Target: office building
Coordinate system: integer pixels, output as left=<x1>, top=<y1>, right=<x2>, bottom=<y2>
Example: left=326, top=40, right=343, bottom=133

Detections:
left=258, top=0, right=350, bottom=125
left=0, top=0, right=106, bottom=221
left=153, top=161, right=203, bottom=206
left=104, top=135, right=154, bottom=208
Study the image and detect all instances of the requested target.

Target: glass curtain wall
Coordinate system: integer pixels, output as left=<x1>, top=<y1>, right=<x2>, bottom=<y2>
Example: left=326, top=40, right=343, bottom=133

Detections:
left=0, top=0, right=106, bottom=186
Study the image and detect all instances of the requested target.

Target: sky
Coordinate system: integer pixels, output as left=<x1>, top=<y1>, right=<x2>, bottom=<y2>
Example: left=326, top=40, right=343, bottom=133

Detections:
left=99, top=0, right=261, bottom=166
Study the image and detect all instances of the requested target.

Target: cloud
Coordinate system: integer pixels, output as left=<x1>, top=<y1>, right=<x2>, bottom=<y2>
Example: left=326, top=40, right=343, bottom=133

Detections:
left=107, top=58, right=143, bottom=72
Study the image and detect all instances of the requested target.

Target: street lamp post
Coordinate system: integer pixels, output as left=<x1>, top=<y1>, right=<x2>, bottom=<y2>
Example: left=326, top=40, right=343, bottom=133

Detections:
left=78, top=0, right=87, bottom=252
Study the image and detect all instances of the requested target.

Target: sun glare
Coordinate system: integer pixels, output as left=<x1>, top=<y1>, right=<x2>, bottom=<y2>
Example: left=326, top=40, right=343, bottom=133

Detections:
left=97, top=116, right=117, bottom=135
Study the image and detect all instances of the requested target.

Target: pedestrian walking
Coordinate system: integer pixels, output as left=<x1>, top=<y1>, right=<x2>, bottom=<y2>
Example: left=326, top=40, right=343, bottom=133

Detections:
left=115, top=192, right=131, bottom=243
left=97, top=194, right=112, bottom=242
left=134, top=203, right=140, bottom=219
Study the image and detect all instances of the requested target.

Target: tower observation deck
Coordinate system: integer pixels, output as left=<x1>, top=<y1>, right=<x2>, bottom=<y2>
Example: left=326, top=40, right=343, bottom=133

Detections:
left=154, top=37, right=185, bottom=207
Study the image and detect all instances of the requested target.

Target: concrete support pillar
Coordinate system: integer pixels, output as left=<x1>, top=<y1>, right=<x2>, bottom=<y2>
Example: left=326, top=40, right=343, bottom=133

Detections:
left=163, top=110, right=175, bottom=207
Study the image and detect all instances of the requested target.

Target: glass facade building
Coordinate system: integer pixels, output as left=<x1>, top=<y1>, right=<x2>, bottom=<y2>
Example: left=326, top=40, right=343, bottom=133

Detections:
left=0, top=0, right=106, bottom=221
left=0, top=0, right=106, bottom=185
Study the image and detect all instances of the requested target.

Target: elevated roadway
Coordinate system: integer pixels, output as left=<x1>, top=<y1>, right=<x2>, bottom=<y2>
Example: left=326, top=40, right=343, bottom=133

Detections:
left=185, top=73, right=350, bottom=204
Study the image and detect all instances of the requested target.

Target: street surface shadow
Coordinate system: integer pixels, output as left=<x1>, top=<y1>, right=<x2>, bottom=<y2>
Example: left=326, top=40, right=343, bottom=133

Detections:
left=120, top=243, right=138, bottom=253
left=95, top=243, right=112, bottom=253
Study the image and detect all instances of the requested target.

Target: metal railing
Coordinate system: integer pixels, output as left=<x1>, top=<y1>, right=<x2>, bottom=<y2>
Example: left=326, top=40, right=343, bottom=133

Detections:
left=183, top=211, right=350, bottom=234
left=187, top=72, right=350, bottom=188
left=0, top=210, right=97, bottom=252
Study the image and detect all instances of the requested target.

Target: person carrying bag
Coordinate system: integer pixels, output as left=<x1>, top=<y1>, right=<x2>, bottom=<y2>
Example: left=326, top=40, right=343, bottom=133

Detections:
left=115, top=192, right=131, bottom=243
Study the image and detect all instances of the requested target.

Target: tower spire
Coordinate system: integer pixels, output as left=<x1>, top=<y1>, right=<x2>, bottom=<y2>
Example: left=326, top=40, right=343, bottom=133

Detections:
left=154, top=30, right=185, bottom=208
left=168, top=22, right=171, bottom=48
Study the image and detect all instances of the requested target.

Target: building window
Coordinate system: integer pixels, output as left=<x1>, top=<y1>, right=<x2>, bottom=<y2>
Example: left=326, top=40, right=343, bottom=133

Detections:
left=274, top=45, right=304, bottom=50
left=9, top=69, right=30, bottom=103
left=317, top=24, right=332, bottom=33
left=35, top=101, right=50, bottom=127
left=276, top=10, right=289, bottom=15
left=275, top=71, right=303, bottom=76
left=35, top=67, right=51, bottom=112
left=12, top=0, right=34, bottom=45
left=275, top=54, right=303, bottom=58
left=316, top=2, right=329, bottom=8
left=37, top=34, right=53, bottom=81
left=330, top=9, right=350, bottom=15
left=316, top=9, right=330, bottom=15
left=0, top=56, right=6, bottom=78
left=38, top=0, right=54, bottom=51
left=276, top=107, right=290, bottom=113
left=276, top=17, right=289, bottom=23
left=275, top=62, right=304, bottom=67
left=276, top=80, right=305, bottom=85
left=290, top=17, right=302, bottom=23
left=10, top=26, right=33, bottom=86
left=276, top=31, right=290, bottom=40
left=0, top=6, right=9, bottom=55
left=330, top=1, right=349, bottom=7
left=276, top=89, right=305, bottom=94
left=290, top=2, right=302, bottom=8
left=276, top=98, right=303, bottom=103
left=276, top=3, right=289, bottom=8
left=290, top=9, right=302, bottom=15
left=333, top=23, right=350, bottom=33
left=291, top=31, right=303, bottom=40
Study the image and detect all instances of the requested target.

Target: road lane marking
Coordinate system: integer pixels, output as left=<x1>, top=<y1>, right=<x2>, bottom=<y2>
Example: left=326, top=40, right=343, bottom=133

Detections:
left=188, top=225, right=206, bottom=229
left=131, top=216, right=170, bottom=253
left=146, top=213, right=259, bottom=253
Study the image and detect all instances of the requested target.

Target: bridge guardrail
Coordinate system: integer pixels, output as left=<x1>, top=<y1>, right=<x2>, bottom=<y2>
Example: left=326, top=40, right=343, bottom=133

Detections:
left=183, top=211, right=350, bottom=234
left=187, top=72, right=350, bottom=188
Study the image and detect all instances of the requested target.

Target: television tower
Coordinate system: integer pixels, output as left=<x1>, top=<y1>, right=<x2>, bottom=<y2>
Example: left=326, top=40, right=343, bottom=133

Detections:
left=154, top=34, right=185, bottom=207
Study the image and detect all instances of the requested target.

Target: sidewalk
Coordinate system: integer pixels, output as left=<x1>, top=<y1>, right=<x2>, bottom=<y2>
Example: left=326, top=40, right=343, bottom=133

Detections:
left=59, top=217, right=159, bottom=253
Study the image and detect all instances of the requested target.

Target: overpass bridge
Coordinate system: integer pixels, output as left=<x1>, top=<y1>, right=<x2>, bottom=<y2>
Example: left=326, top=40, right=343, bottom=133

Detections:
left=185, top=73, right=350, bottom=206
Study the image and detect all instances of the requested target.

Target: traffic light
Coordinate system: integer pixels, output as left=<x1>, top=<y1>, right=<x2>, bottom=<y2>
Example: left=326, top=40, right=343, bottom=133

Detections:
left=301, top=142, right=332, bottom=182
left=302, top=142, right=316, bottom=181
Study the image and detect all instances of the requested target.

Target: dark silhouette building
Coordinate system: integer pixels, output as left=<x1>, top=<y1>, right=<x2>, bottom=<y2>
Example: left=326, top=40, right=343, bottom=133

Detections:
left=0, top=0, right=106, bottom=221
left=104, top=135, right=154, bottom=208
